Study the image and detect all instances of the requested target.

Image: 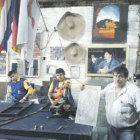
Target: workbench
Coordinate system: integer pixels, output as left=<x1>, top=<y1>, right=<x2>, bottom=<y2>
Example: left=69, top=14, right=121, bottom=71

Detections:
left=0, top=103, right=93, bottom=140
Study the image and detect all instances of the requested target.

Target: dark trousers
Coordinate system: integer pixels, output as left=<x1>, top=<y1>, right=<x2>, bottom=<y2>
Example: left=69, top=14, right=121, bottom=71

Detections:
left=109, top=125, right=137, bottom=140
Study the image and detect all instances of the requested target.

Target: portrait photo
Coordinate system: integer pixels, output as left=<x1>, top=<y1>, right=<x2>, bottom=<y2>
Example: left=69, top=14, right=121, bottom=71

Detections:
left=86, top=45, right=129, bottom=77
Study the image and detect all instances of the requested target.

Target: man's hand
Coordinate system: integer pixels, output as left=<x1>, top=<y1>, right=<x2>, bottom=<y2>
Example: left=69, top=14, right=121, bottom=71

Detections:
left=64, top=83, right=69, bottom=88
left=19, top=97, right=26, bottom=103
left=91, top=57, right=97, bottom=63
left=98, top=66, right=109, bottom=73
left=80, top=84, right=85, bottom=91
left=50, top=99, right=59, bottom=106
left=19, top=99, right=25, bottom=103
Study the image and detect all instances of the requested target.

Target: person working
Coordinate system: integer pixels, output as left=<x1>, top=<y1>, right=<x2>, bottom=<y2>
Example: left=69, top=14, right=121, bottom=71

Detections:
left=102, top=66, right=140, bottom=140
left=8, top=70, right=35, bottom=103
left=81, top=66, right=140, bottom=140
left=92, top=49, right=120, bottom=73
left=48, top=68, right=75, bottom=107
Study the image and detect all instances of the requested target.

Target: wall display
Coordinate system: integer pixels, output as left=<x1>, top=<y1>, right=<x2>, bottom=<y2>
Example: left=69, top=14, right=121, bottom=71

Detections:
left=75, top=85, right=101, bottom=126
left=92, top=4, right=128, bottom=43
left=46, top=65, right=57, bottom=75
left=0, top=51, right=8, bottom=76
left=57, top=11, right=85, bottom=42
left=50, top=47, right=64, bottom=60
left=70, top=66, right=80, bottom=79
left=86, top=45, right=129, bottom=77
left=63, top=43, right=85, bottom=64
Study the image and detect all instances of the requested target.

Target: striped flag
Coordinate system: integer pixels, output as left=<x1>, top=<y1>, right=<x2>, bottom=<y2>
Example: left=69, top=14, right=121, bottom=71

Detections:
left=0, top=0, right=12, bottom=53
left=0, top=0, right=40, bottom=58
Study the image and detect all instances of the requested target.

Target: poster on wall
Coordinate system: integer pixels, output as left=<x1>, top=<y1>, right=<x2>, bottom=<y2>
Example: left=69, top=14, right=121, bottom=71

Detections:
left=92, top=4, right=128, bottom=43
left=50, top=47, right=64, bottom=60
left=86, top=44, right=129, bottom=77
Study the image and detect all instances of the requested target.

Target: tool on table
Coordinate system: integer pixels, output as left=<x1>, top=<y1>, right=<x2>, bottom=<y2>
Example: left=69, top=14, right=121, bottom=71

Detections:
left=56, top=125, right=67, bottom=131
left=49, top=87, right=76, bottom=119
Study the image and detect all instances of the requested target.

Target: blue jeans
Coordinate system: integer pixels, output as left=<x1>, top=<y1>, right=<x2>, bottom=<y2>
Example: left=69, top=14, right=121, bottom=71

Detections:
left=110, top=126, right=136, bottom=140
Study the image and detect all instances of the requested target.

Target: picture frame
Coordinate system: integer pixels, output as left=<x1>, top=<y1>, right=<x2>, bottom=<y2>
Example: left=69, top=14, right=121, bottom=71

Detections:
left=92, top=4, right=128, bottom=43
left=0, top=51, right=8, bottom=76
left=50, top=46, right=64, bottom=60
left=86, top=44, right=129, bottom=77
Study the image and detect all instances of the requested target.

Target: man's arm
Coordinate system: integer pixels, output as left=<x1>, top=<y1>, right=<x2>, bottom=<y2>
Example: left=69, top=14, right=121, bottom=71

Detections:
left=48, top=82, right=60, bottom=105
left=19, top=80, right=35, bottom=103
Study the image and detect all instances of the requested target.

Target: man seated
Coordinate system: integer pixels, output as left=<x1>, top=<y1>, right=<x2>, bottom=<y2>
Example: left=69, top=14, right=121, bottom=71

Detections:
left=48, top=68, right=75, bottom=108
left=8, top=70, right=35, bottom=103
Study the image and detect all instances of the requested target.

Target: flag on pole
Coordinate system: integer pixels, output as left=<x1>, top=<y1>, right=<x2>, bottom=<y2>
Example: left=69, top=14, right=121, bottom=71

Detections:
left=17, top=0, right=28, bottom=46
left=0, top=0, right=40, bottom=59
left=12, top=0, right=21, bottom=54
left=0, top=0, right=12, bottom=53
left=17, top=0, right=40, bottom=62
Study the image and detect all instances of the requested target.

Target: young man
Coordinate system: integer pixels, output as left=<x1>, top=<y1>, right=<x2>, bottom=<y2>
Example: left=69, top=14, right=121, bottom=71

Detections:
left=92, top=49, right=120, bottom=74
left=8, top=70, right=34, bottom=103
left=48, top=68, right=75, bottom=107
left=102, top=66, right=140, bottom=140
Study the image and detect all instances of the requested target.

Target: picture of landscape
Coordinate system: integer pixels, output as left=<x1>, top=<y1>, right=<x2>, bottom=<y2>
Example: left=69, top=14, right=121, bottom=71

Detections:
left=92, top=4, right=128, bottom=43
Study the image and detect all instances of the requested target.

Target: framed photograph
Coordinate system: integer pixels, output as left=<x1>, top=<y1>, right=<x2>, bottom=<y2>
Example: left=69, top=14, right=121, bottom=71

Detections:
left=0, top=51, right=8, bottom=76
left=92, top=4, right=128, bottom=43
left=70, top=66, right=80, bottom=79
left=50, top=46, right=64, bottom=60
left=86, top=45, right=129, bottom=77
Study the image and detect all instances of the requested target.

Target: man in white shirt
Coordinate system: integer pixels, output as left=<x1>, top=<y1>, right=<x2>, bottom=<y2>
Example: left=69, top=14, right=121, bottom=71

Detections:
left=102, top=66, right=140, bottom=140
left=81, top=66, right=140, bottom=139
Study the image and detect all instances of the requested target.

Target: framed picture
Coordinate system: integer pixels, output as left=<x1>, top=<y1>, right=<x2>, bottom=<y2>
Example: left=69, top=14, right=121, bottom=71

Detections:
left=70, top=66, right=80, bottom=79
left=92, top=4, right=128, bottom=43
left=0, top=51, right=8, bottom=76
left=86, top=44, right=129, bottom=77
left=50, top=46, right=64, bottom=60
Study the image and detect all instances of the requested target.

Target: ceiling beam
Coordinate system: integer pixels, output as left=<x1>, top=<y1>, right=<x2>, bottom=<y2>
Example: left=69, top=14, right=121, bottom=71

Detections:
left=38, top=0, right=140, bottom=8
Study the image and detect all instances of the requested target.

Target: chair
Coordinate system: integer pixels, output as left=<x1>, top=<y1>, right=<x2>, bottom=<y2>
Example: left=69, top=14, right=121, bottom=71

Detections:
left=36, top=86, right=50, bottom=104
